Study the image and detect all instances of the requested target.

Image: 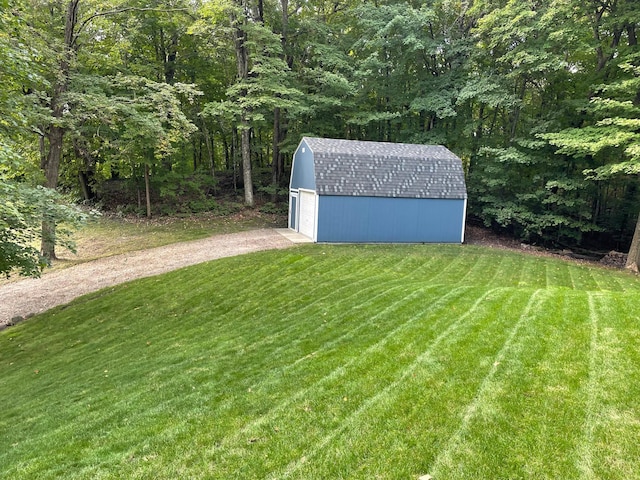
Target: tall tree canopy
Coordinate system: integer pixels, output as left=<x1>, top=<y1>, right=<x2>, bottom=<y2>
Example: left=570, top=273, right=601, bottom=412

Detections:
left=2, top=0, right=639, bottom=276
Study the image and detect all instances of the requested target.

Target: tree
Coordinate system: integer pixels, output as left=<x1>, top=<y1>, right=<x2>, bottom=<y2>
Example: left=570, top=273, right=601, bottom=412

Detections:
left=461, top=0, right=618, bottom=245
left=109, top=75, right=202, bottom=217
left=1, top=0, right=85, bottom=277
left=60, top=72, right=202, bottom=216
left=35, top=0, right=80, bottom=259
left=25, top=0, right=201, bottom=255
left=231, top=0, right=256, bottom=206
left=202, top=0, right=304, bottom=206
left=546, top=53, right=640, bottom=266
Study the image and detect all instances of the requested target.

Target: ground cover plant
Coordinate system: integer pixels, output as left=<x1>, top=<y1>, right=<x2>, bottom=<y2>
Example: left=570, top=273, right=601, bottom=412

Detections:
left=1, top=244, right=639, bottom=479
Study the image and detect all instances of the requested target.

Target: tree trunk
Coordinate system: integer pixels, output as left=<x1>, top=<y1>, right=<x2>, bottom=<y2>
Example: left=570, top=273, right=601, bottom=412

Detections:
left=74, top=139, right=96, bottom=201
left=270, top=0, right=291, bottom=193
left=220, top=123, right=230, bottom=171
left=144, top=163, right=152, bottom=218
left=272, top=107, right=281, bottom=191
left=232, top=2, right=254, bottom=206
left=202, top=120, right=216, bottom=191
left=241, top=121, right=254, bottom=206
left=40, top=125, right=64, bottom=260
left=78, top=171, right=91, bottom=201
left=628, top=24, right=637, bottom=47
left=626, top=211, right=640, bottom=271
left=165, top=33, right=178, bottom=85
left=232, top=126, right=238, bottom=192
left=40, top=0, right=80, bottom=260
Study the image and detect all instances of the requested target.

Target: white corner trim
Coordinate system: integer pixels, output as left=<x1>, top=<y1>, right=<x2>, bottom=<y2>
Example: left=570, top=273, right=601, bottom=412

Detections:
left=461, top=197, right=468, bottom=243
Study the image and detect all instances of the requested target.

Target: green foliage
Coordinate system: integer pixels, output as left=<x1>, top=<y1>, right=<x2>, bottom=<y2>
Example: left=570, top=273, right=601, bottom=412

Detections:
left=0, top=177, right=87, bottom=277
left=56, top=72, right=203, bottom=202
left=155, top=170, right=218, bottom=213
left=0, top=2, right=43, bottom=129
left=345, top=1, right=474, bottom=142
left=281, top=11, right=356, bottom=139
left=470, top=143, right=599, bottom=245
left=201, top=1, right=306, bottom=129
left=257, top=182, right=287, bottom=196
left=546, top=53, right=640, bottom=180
left=87, top=74, right=202, bottom=160
left=258, top=201, right=288, bottom=215
left=0, top=180, right=45, bottom=277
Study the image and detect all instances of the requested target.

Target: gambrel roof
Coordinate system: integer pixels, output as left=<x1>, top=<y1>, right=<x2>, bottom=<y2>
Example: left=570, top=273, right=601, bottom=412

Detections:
left=302, top=137, right=467, bottom=199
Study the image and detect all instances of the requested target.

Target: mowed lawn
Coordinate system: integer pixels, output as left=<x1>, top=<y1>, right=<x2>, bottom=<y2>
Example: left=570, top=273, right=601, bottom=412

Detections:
left=1, top=244, right=640, bottom=479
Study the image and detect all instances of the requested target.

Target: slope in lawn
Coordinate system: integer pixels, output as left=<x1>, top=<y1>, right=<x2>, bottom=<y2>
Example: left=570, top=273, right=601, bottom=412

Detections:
left=1, top=245, right=639, bottom=479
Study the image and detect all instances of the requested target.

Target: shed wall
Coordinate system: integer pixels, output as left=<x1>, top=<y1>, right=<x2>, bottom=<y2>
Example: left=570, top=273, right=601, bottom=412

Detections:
left=316, top=196, right=465, bottom=243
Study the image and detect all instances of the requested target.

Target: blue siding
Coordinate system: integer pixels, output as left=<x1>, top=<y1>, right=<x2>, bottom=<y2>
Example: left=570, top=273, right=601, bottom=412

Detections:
left=316, top=196, right=464, bottom=243
left=290, top=140, right=316, bottom=191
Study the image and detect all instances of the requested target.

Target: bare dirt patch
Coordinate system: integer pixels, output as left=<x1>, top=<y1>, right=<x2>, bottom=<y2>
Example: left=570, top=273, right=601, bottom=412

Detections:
left=464, top=224, right=522, bottom=250
left=465, top=223, right=631, bottom=270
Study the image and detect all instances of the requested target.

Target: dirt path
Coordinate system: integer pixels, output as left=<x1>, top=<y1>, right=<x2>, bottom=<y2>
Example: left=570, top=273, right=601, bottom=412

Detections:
left=0, top=229, right=301, bottom=328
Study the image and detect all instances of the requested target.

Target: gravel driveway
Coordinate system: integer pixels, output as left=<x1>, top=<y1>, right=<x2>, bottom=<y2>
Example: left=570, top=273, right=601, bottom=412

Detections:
left=0, top=229, right=303, bottom=329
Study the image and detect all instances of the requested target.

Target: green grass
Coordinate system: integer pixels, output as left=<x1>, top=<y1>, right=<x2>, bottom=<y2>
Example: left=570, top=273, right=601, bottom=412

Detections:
left=1, top=244, right=640, bottom=479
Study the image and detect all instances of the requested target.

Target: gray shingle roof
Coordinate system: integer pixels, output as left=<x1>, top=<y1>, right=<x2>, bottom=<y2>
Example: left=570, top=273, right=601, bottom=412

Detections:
left=303, top=137, right=467, bottom=199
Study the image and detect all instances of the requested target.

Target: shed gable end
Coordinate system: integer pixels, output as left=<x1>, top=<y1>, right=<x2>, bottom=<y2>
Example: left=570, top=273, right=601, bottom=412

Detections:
left=290, top=139, right=317, bottom=191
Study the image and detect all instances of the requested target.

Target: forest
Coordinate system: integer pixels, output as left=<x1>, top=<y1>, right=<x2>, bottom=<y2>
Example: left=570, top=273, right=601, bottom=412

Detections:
left=1, top=0, right=639, bottom=276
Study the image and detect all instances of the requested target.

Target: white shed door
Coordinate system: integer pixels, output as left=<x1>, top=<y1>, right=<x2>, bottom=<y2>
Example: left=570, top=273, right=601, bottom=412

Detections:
left=299, top=190, right=316, bottom=239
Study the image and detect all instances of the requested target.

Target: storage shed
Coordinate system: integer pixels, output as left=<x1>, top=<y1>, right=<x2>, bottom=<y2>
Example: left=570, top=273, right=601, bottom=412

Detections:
left=288, top=137, right=467, bottom=243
